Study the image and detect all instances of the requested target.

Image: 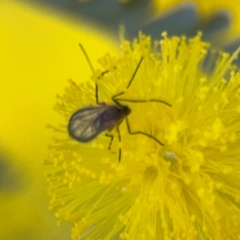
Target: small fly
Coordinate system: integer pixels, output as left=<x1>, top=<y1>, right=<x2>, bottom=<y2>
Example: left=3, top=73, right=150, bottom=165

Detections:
left=68, top=44, right=171, bottom=162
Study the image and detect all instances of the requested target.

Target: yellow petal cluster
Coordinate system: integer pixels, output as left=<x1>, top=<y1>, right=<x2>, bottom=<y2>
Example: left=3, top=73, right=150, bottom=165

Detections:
left=46, top=33, right=240, bottom=240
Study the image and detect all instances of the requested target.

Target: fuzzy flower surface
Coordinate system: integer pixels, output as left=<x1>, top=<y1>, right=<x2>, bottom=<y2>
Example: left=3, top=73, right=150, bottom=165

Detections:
left=46, top=33, right=240, bottom=240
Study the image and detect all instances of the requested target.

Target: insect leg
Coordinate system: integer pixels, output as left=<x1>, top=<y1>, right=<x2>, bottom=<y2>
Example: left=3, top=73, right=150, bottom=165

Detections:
left=125, top=117, right=164, bottom=146
left=112, top=98, right=172, bottom=107
left=111, top=91, right=125, bottom=106
left=105, top=127, right=122, bottom=162
left=95, top=84, right=100, bottom=104
left=105, top=133, right=114, bottom=150
left=95, top=70, right=109, bottom=105
left=79, top=43, right=100, bottom=104
left=78, top=44, right=109, bottom=105
left=111, top=57, right=143, bottom=106
left=126, top=57, right=143, bottom=89
left=116, top=126, right=122, bottom=162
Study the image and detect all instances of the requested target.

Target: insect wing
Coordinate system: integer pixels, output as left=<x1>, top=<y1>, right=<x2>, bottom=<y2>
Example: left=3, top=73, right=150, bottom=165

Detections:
left=68, top=106, right=107, bottom=142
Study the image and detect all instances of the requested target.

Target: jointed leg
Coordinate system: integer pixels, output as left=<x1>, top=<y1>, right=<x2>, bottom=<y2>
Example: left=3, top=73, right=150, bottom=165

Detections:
left=116, top=126, right=122, bottom=162
left=125, top=117, right=164, bottom=146
left=105, top=130, right=122, bottom=162
left=105, top=133, right=114, bottom=150
left=105, top=121, right=123, bottom=162
left=95, top=70, right=109, bottom=105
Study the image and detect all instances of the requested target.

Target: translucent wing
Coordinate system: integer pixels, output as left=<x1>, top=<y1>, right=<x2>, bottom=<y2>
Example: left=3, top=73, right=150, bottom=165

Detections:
left=68, top=105, right=108, bottom=142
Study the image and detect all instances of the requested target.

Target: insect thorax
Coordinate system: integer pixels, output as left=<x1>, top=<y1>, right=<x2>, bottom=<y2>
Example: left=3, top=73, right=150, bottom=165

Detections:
left=121, top=105, right=131, bottom=116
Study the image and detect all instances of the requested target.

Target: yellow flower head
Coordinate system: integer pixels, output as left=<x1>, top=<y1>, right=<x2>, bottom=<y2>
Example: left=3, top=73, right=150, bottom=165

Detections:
left=46, top=33, right=240, bottom=240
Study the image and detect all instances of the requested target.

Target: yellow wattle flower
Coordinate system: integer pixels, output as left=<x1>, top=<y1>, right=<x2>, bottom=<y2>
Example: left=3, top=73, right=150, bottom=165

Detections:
left=46, top=33, right=240, bottom=240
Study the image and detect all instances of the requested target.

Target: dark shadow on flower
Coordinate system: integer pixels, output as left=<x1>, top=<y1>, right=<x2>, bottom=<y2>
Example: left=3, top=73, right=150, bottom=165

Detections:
left=193, top=11, right=230, bottom=41
left=25, top=0, right=151, bottom=38
left=25, top=0, right=239, bottom=54
left=138, top=3, right=199, bottom=39
left=225, top=38, right=240, bottom=66
left=0, top=154, right=22, bottom=192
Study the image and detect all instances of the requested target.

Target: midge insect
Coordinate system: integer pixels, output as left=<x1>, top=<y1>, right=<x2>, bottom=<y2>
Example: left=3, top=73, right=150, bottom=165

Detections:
left=68, top=44, right=171, bottom=162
